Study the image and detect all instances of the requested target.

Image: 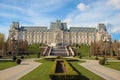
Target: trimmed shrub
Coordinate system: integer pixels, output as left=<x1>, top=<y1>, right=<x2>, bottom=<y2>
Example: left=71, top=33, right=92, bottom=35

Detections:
left=13, top=56, right=17, bottom=62
left=79, top=55, right=82, bottom=59
left=116, top=56, right=120, bottom=60
left=44, top=57, right=56, bottom=61
left=50, top=74, right=79, bottom=80
left=95, top=56, right=99, bottom=60
left=99, top=58, right=105, bottom=65
left=0, top=55, right=2, bottom=58
left=16, top=59, right=21, bottom=64
left=21, top=55, right=24, bottom=59
left=57, top=56, right=63, bottom=59
left=37, top=52, right=40, bottom=58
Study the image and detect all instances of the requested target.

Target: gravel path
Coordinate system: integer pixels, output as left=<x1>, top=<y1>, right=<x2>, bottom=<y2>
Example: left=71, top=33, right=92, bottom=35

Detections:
left=80, top=60, right=120, bottom=80
left=0, top=59, right=41, bottom=80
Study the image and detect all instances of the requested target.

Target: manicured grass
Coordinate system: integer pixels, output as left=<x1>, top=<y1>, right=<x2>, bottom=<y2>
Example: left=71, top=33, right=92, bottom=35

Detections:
left=22, top=53, right=43, bottom=59
left=28, top=43, right=46, bottom=52
left=25, top=53, right=38, bottom=59
left=69, top=61, right=105, bottom=80
left=19, top=59, right=53, bottom=80
left=28, top=44, right=40, bottom=52
left=82, top=56, right=104, bottom=60
left=104, top=62, right=120, bottom=71
left=74, top=44, right=89, bottom=57
left=0, top=60, right=17, bottom=70
left=77, top=44, right=89, bottom=54
left=20, top=58, right=105, bottom=80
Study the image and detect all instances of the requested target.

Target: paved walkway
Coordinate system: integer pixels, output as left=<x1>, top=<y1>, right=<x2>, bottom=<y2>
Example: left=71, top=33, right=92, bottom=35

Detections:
left=80, top=60, right=120, bottom=80
left=0, top=59, right=41, bottom=80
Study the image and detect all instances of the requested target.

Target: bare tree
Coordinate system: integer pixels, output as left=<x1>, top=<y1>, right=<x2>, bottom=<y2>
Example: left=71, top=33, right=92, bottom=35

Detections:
left=90, top=41, right=97, bottom=55
left=112, top=40, right=120, bottom=56
left=22, top=39, right=28, bottom=51
left=0, top=33, right=6, bottom=56
left=17, top=40, right=28, bottom=55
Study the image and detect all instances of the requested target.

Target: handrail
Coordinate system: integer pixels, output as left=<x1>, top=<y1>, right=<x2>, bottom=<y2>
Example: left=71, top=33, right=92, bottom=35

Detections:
left=65, top=46, right=69, bottom=56
left=69, top=46, right=74, bottom=56
left=43, top=46, right=48, bottom=56
left=48, top=47, right=52, bottom=56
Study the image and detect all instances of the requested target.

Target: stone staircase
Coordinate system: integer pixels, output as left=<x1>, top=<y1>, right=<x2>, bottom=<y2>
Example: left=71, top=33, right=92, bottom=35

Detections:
left=50, top=46, right=68, bottom=56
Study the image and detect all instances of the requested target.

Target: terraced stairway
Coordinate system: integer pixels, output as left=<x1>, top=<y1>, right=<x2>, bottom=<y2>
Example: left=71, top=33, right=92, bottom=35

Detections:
left=50, top=46, right=68, bottom=56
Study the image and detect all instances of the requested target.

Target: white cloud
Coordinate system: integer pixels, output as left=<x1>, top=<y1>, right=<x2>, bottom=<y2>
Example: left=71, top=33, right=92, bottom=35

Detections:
left=64, top=0, right=120, bottom=36
left=24, top=0, right=71, bottom=13
left=112, top=27, right=120, bottom=33
left=63, top=18, right=72, bottom=25
left=0, top=0, right=72, bottom=25
left=77, top=3, right=89, bottom=11
left=107, top=0, right=120, bottom=9
left=0, top=3, right=25, bottom=12
left=0, top=13, right=17, bottom=18
left=0, top=0, right=120, bottom=40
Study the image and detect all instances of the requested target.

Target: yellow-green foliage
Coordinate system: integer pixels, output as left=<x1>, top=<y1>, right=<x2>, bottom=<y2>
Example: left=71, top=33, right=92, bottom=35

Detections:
left=50, top=59, right=78, bottom=75
left=50, top=59, right=57, bottom=74
left=0, top=33, right=5, bottom=50
left=64, top=60, right=78, bottom=75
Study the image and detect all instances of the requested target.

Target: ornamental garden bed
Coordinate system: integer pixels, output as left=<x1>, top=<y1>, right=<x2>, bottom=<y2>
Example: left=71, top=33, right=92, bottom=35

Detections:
left=49, top=59, right=79, bottom=80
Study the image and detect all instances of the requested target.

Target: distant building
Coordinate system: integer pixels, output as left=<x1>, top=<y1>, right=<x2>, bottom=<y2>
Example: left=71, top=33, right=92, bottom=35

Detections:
left=8, top=20, right=111, bottom=46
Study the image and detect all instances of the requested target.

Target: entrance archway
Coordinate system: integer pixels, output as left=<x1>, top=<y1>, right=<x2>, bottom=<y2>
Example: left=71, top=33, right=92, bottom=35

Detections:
left=55, top=32, right=63, bottom=46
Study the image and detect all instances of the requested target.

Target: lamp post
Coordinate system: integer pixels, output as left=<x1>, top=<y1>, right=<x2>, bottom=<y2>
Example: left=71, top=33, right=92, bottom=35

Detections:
left=11, top=37, right=16, bottom=56
left=11, top=33, right=16, bottom=55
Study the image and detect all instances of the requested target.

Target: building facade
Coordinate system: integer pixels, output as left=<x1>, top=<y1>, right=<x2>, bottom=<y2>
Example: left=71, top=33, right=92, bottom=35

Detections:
left=9, top=20, right=111, bottom=46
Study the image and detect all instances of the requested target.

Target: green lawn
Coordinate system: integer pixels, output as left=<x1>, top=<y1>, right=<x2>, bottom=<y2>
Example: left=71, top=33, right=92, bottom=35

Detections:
left=104, top=62, right=120, bottom=71
left=20, top=58, right=105, bottom=80
left=69, top=61, right=105, bottom=80
left=28, top=44, right=40, bottom=52
left=24, top=53, right=38, bottom=59
left=0, top=60, right=17, bottom=70
left=75, top=44, right=89, bottom=57
left=28, top=43, right=46, bottom=53
left=19, top=59, right=53, bottom=80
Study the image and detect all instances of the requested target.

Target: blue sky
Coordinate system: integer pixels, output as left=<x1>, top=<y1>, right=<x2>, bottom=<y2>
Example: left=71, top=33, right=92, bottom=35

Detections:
left=0, top=0, right=120, bottom=40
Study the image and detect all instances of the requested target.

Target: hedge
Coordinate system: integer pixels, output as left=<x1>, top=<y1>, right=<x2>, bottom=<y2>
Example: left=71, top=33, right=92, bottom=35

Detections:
left=49, top=59, right=79, bottom=80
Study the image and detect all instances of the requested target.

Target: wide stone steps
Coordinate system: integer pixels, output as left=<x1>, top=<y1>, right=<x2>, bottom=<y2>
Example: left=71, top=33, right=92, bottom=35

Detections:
left=51, top=50, right=66, bottom=53
left=50, top=46, right=68, bottom=56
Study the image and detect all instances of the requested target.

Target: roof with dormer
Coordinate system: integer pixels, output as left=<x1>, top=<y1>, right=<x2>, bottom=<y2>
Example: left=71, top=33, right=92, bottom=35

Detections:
left=10, top=20, right=107, bottom=33
left=20, top=26, right=48, bottom=32
left=70, top=27, right=96, bottom=32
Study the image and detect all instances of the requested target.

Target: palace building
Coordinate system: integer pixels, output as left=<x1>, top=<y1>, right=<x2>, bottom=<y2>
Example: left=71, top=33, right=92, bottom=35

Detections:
left=8, top=20, right=111, bottom=46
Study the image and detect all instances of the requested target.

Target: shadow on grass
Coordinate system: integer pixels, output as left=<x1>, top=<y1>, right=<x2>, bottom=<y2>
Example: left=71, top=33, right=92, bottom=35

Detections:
left=69, top=63, right=89, bottom=80
left=66, top=59, right=79, bottom=62
left=0, top=59, right=13, bottom=63
left=104, top=63, right=110, bottom=65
